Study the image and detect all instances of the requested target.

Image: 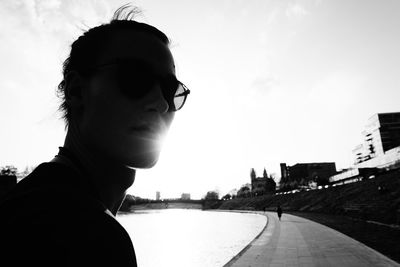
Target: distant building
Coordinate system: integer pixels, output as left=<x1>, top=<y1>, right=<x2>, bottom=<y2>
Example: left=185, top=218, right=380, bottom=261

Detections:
left=353, top=112, right=400, bottom=168
left=156, top=191, right=161, bottom=201
left=280, top=162, right=336, bottom=187
left=181, top=193, right=191, bottom=200
left=250, top=168, right=276, bottom=195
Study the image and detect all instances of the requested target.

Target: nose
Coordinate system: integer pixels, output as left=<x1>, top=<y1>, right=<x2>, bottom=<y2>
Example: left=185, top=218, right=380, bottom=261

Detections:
left=144, top=83, right=170, bottom=113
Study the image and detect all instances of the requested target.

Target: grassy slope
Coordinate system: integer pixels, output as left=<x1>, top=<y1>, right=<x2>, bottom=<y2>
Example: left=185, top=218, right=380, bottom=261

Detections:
left=219, top=169, right=400, bottom=224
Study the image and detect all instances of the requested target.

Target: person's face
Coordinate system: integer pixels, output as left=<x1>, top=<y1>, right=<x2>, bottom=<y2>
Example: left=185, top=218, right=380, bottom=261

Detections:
left=78, top=29, right=175, bottom=168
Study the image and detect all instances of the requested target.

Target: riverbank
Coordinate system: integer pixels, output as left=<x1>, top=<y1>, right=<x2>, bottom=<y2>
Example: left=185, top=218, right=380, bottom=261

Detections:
left=129, top=202, right=203, bottom=210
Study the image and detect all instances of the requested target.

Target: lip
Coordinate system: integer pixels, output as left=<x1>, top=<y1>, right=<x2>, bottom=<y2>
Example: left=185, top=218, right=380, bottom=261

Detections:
left=131, top=125, right=152, bottom=131
left=129, top=124, right=162, bottom=134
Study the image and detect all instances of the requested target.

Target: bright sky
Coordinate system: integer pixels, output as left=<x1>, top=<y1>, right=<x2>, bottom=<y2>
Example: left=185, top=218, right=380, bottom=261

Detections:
left=1, top=0, right=400, bottom=199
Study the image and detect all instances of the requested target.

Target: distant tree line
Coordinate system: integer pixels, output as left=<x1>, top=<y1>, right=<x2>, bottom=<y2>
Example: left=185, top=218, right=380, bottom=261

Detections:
left=0, top=166, right=18, bottom=176
left=119, top=194, right=205, bottom=211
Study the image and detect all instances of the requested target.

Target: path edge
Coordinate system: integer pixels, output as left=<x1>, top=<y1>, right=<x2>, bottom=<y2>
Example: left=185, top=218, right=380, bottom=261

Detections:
left=219, top=210, right=270, bottom=267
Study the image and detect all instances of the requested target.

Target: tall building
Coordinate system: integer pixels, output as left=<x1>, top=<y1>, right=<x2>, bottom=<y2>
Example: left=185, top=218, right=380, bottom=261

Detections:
left=156, top=191, right=161, bottom=201
left=181, top=193, right=191, bottom=200
left=353, top=112, right=400, bottom=168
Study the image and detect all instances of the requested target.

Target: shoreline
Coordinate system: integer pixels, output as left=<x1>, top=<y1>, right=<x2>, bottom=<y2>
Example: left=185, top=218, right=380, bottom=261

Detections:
left=219, top=210, right=269, bottom=267
left=128, top=202, right=203, bottom=211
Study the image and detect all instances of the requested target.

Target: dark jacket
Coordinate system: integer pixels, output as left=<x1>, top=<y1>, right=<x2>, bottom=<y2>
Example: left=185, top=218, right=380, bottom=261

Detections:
left=0, top=161, right=137, bottom=267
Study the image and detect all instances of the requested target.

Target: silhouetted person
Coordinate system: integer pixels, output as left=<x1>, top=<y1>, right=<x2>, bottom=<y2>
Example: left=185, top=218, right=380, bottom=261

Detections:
left=277, top=205, right=283, bottom=221
left=0, top=5, right=189, bottom=267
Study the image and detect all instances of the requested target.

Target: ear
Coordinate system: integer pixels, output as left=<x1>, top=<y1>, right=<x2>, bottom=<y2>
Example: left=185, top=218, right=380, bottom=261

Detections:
left=64, top=71, right=85, bottom=108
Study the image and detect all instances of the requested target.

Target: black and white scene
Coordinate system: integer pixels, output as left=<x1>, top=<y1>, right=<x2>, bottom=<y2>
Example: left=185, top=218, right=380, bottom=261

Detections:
left=0, top=1, right=400, bottom=266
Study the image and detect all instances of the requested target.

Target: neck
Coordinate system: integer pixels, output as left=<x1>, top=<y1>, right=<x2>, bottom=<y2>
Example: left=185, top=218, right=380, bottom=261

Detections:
left=63, top=123, right=136, bottom=215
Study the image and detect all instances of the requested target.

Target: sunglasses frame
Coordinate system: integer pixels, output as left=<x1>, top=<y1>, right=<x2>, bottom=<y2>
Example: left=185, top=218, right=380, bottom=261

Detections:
left=86, top=57, right=190, bottom=112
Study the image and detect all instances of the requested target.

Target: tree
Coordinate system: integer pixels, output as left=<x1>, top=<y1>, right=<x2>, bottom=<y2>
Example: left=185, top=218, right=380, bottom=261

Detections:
left=204, top=191, right=219, bottom=200
left=222, top=194, right=231, bottom=200
left=237, top=185, right=251, bottom=198
left=0, top=165, right=17, bottom=176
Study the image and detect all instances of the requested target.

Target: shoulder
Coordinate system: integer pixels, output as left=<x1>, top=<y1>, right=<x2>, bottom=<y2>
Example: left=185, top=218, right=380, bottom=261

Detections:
left=0, top=163, right=137, bottom=266
left=1, top=161, right=105, bottom=211
left=2, top=209, right=136, bottom=266
left=1, top=162, right=76, bottom=202
left=1, top=192, right=136, bottom=266
left=57, top=210, right=137, bottom=266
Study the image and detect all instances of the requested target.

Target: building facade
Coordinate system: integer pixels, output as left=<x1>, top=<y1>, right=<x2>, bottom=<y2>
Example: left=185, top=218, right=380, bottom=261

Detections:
left=280, top=162, right=337, bottom=187
left=181, top=193, right=191, bottom=200
left=353, top=112, right=400, bottom=168
left=250, top=168, right=276, bottom=195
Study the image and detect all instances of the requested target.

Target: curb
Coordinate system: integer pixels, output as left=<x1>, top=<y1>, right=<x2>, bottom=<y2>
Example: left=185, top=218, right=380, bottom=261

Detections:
left=218, top=210, right=270, bottom=267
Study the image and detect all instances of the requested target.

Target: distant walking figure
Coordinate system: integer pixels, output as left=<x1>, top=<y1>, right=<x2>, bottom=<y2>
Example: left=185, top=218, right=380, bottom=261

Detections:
left=277, top=205, right=283, bottom=221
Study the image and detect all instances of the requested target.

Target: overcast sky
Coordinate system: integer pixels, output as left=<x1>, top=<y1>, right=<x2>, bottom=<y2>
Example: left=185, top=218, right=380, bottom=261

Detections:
left=1, top=0, right=400, bottom=199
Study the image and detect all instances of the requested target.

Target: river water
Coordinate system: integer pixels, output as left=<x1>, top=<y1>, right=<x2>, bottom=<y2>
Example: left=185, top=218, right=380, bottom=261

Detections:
left=117, top=209, right=267, bottom=267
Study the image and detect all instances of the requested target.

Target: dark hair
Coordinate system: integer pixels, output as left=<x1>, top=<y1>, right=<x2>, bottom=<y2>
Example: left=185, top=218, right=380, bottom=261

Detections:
left=57, top=5, right=170, bottom=127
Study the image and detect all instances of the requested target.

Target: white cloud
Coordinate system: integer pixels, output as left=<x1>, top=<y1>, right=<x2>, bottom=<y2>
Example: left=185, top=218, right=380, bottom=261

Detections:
left=285, top=2, right=309, bottom=19
left=314, top=0, right=324, bottom=6
left=266, top=7, right=281, bottom=25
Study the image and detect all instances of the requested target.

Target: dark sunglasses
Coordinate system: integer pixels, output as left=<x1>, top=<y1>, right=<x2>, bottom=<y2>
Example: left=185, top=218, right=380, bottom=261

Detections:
left=88, top=58, right=190, bottom=112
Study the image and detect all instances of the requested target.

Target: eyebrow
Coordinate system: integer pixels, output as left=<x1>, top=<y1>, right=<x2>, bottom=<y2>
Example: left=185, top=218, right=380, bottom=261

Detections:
left=94, top=57, right=175, bottom=74
left=90, top=57, right=179, bottom=82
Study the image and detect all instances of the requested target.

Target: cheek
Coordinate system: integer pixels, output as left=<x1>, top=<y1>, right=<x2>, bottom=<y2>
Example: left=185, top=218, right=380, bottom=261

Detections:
left=88, top=82, right=142, bottom=122
left=81, top=93, right=138, bottom=141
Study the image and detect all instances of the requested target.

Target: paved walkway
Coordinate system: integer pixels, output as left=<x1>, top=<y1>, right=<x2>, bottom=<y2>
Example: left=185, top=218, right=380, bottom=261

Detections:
left=225, top=212, right=399, bottom=267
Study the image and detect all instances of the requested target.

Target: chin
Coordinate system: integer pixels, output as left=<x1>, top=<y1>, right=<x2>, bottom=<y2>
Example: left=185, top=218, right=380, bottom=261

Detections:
left=126, top=153, right=160, bottom=169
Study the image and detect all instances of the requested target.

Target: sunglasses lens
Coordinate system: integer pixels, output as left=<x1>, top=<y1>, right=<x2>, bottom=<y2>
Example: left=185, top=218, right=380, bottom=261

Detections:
left=173, top=84, right=186, bottom=111
left=110, top=61, right=188, bottom=111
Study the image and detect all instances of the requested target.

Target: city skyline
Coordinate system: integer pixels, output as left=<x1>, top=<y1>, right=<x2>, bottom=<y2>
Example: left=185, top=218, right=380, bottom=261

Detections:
left=1, top=0, right=400, bottom=199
